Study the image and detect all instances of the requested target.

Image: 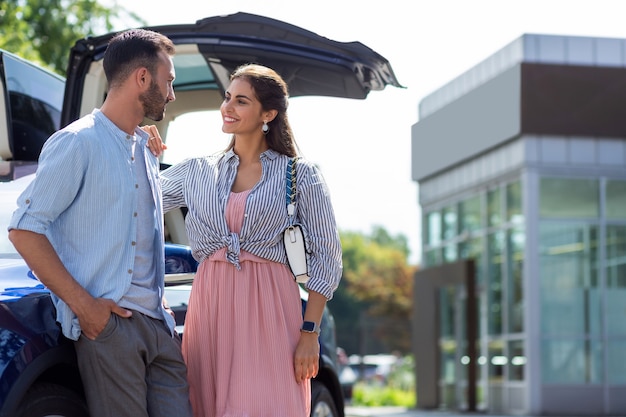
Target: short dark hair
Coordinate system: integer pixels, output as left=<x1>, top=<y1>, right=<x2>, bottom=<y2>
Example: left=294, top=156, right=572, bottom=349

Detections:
left=103, top=28, right=175, bottom=87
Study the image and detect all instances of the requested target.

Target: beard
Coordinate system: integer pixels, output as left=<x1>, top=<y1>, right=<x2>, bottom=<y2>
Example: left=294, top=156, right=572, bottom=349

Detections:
left=140, top=80, right=168, bottom=121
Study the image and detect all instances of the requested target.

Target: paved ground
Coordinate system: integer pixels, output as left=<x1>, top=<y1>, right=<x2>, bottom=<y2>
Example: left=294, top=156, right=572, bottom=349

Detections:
left=344, top=407, right=539, bottom=417
left=345, top=406, right=522, bottom=416
left=344, top=406, right=618, bottom=417
left=345, top=407, right=511, bottom=417
left=345, top=406, right=427, bottom=417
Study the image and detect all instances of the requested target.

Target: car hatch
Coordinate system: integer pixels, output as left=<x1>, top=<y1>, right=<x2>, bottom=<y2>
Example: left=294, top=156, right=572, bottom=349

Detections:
left=61, top=11, right=403, bottom=127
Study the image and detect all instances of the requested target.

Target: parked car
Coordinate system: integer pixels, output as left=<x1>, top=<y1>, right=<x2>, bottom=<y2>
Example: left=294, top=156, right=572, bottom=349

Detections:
left=0, top=12, right=401, bottom=417
left=337, top=347, right=358, bottom=400
left=348, top=354, right=399, bottom=383
left=336, top=351, right=400, bottom=400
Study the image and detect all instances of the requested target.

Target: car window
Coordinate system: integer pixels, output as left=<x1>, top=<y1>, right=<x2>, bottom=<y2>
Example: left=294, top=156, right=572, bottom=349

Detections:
left=171, top=52, right=220, bottom=92
left=3, top=53, right=64, bottom=161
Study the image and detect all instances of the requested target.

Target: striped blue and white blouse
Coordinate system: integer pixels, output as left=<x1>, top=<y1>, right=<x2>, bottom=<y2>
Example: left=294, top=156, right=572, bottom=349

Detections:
left=161, top=148, right=342, bottom=299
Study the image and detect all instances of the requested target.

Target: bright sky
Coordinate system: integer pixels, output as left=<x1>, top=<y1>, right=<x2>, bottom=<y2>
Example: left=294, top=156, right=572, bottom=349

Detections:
left=111, top=0, right=626, bottom=265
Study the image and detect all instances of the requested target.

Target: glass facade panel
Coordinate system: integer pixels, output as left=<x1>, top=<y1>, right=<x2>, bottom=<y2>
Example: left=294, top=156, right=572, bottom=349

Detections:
left=443, top=205, right=458, bottom=240
left=606, top=225, right=626, bottom=336
left=488, top=188, right=502, bottom=227
left=474, top=291, right=482, bottom=353
left=506, top=181, right=523, bottom=225
left=460, top=196, right=481, bottom=234
left=440, top=287, right=455, bottom=338
left=508, top=340, right=525, bottom=381
left=607, top=339, right=626, bottom=384
left=460, top=237, right=484, bottom=286
left=443, top=243, right=458, bottom=263
left=439, top=287, right=458, bottom=408
left=427, top=211, right=442, bottom=246
left=606, top=224, right=626, bottom=288
left=508, top=228, right=524, bottom=333
left=539, top=223, right=600, bottom=336
left=460, top=237, right=482, bottom=261
left=542, top=339, right=602, bottom=384
left=606, top=180, right=626, bottom=220
left=488, top=232, right=504, bottom=335
left=606, top=290, right=626, bottom=336
left=488, top=340, right=505, bottom=382
left=539, top=178, right=599, bottom=218
left=424, top=249, right=441, bottom=268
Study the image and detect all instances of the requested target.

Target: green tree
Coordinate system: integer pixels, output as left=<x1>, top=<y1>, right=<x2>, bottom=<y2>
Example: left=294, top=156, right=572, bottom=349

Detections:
left=0, top=0, right=144, bottom=75
left=370, top=226, right=410, bottom=260
left=330, top=226, right=418, bottom=355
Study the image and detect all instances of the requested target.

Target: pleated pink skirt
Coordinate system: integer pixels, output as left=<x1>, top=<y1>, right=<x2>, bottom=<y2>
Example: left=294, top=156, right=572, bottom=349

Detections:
left=181, top=191, right=310, bottom=417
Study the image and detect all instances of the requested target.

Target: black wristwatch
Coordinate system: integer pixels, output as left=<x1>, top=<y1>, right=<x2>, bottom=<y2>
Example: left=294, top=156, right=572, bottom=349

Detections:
left=300, top=321, right=321, bottom=335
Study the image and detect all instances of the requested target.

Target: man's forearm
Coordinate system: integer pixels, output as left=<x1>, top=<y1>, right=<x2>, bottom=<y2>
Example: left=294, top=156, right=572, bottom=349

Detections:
left=8, top=229, right=93, bottom=315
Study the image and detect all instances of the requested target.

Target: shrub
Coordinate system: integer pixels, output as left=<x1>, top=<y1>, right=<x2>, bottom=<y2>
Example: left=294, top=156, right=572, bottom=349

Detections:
left=351, top=355, right=416, bottom=407
left=352, top=383, right=415, bottom=407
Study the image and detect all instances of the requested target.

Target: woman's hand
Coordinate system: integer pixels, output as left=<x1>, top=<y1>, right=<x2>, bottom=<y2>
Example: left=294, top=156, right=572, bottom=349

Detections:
left=141, top=124, right=167, bottom=157
left=293, top=331, right=320, bottom=383
left=294, top=290, right=326, bottom=382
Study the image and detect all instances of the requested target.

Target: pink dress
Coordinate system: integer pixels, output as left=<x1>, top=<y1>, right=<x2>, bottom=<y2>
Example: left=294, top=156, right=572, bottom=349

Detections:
left=182, top=190, right=310, bottom=417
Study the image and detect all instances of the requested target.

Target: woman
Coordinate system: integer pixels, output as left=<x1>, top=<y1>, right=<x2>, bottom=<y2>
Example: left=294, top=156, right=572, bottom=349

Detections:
left=155, top=63, right=342, bottom=417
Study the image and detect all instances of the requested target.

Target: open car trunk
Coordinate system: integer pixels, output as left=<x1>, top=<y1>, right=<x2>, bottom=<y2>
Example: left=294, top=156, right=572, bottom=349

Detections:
left=61, top=12, right=403, bottom=127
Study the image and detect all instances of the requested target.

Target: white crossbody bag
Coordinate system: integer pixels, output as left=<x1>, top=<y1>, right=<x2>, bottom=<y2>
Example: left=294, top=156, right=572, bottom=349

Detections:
left=283, top=157, right=309, bottom=284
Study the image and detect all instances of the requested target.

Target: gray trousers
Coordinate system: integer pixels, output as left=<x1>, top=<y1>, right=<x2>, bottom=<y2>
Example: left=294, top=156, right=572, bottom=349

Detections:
left=75, top=311, right=193, bottom=417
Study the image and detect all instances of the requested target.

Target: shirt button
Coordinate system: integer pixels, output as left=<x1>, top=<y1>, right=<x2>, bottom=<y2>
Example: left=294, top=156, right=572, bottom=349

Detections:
left=135, top=184, right=139, bottom=188
left=131, top=157, right=135, bottom=161
left=25, top=199, right=30, bottom=204
left=126, top=135, right=131, bottom=140
left=133, top=212, right=138, bottom=217
left=131, top=241, right=136, bottom=246
left=128, top=269, right=133, bottom=274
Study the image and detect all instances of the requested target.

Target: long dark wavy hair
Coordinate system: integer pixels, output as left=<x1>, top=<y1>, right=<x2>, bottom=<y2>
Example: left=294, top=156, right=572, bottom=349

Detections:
left=225, top=64, right=299, bottom=157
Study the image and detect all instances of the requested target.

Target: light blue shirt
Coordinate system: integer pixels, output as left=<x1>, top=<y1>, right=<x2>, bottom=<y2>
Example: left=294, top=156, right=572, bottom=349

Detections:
left=9, top=109, right=174, bottom=340
left=161, top=148, right=342, bottom=299
left=118, top=135, right=160, bottom=318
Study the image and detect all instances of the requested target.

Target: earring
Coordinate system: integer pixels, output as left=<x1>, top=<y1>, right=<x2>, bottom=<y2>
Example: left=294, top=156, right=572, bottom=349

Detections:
left=262, top=121, right=269, bottom=134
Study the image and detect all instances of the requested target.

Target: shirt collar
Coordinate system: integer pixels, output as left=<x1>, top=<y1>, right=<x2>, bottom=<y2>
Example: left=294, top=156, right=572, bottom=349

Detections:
left=223, top=147, right=282, bottom=162
left=92, top=109, right=148, bottom=145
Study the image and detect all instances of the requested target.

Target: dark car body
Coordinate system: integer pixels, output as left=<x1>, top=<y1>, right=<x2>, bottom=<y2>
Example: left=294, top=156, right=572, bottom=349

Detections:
left=0, top=12, right=401, bottom=417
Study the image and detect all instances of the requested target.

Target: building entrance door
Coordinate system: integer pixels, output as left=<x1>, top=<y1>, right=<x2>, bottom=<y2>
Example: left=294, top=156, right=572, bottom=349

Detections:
left=413, top=260, right=477, bottom=412
left=438, top=285, right=468, bottom=409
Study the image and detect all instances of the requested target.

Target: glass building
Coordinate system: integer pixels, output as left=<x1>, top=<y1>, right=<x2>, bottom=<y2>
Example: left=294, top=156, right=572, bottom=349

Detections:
left=411, top=34, right=626, bottom=415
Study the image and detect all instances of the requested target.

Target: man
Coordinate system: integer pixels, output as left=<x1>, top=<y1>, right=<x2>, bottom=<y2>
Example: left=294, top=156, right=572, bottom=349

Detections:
left=8, top=29, right=192, bottom=417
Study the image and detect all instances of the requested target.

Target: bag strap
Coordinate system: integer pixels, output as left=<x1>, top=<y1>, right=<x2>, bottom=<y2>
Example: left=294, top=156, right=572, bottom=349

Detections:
left=286, top=157, right=298, bottom=225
